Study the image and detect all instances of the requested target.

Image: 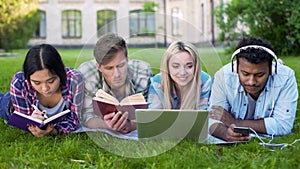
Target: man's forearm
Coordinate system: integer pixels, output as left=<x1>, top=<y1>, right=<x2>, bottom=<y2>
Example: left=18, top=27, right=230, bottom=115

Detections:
left=234, top=119, right=267, bottom=134
left=85, top=117, right=109, bottom=129
left=209, top=123, right=229, bottom=141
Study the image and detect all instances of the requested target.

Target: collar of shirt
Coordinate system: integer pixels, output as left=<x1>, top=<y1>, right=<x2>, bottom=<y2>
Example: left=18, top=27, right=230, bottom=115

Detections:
left=101, top=75, right=135, bottom=101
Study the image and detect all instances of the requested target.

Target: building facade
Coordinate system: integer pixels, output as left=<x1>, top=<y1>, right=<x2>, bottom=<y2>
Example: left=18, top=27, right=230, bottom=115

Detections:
left=29, top=0, right=229, bottom=47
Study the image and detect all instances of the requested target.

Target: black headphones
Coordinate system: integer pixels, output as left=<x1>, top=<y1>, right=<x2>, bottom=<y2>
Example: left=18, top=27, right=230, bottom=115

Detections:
left=230, top=45, right=278, bottom=75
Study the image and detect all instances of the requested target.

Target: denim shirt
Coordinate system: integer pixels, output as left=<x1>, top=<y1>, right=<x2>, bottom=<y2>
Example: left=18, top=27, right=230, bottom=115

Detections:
left=148, top=71, right=212, bottom=110
left=209, top=62, right=298, bottom=136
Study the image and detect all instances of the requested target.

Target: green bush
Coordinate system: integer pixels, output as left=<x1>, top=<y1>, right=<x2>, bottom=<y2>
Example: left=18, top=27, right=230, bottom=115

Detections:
left=215, top=0, right=300, bottom=55
left=0, top=0, right=40, bottom=51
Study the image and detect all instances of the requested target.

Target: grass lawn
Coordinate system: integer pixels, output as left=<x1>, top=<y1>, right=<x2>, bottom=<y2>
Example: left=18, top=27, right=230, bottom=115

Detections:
left=0, top=47, right=300, bottom=168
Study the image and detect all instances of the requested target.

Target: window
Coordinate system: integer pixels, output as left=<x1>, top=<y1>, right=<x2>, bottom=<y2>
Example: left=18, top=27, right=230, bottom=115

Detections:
left=129, top=10, right=155, bottom=36
left=62, top=10, right=82, bottom=38
left=171, top=7, right=182, bottom=36
left=97, top=10, right=117, bottom=37
left=32, top=10, right=46, bottom=38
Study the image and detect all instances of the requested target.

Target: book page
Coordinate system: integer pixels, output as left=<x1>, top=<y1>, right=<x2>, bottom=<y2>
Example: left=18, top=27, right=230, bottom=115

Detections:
left=13, top=111, right=43, bottom=123
left=120, top=93, right=147, bottom=105
left=94, top=89, right=119, bottom=104
left=93, top=89, right=147, bottom=106
left=93, top=97, right=119, bottom=106
left=44, top=109, right=70, bottom=124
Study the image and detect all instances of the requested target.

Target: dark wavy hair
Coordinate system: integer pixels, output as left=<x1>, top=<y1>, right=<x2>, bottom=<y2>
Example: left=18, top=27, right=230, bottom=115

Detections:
left=23, top=44, right=66, bottom=86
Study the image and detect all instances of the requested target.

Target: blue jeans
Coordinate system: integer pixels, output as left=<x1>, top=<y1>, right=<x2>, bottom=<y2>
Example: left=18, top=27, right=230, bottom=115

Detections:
left=0, top=92, right=11, bottom=120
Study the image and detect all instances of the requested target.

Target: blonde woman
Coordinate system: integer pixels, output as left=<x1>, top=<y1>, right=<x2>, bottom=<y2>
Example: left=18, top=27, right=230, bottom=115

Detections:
left=148, top=41, right=212, bottom=110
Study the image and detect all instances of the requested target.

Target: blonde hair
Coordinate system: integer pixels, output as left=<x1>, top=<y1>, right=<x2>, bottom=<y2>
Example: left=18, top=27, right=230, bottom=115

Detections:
left=161, top=41, right=201, bottom=109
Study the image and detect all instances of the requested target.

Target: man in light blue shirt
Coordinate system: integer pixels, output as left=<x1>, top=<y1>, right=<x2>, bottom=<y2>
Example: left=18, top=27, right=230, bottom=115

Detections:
left=209, top=37, right=298, bottom=142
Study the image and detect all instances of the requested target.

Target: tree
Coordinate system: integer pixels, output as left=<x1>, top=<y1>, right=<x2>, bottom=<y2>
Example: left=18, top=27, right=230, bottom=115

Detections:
left=0, top=0, right=39, bottom=51
left=143, top=1, right=159, bottom=12
left=215, top=0, right=300, bottom=55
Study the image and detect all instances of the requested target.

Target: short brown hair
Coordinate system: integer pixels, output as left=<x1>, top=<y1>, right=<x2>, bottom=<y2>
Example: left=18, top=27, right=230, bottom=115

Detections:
left=93, top=33, right=128, bottom=65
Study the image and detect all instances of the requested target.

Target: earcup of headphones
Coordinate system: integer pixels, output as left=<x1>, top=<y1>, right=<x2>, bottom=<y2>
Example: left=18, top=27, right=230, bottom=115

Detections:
left=271, top=62, right=276, bottom=75
left=232, top=62, right=237, bottom=73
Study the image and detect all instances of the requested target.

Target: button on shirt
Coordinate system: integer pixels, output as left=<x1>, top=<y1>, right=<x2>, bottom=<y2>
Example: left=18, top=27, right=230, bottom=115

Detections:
left=209, top=62, right=298, bottom=136
left=78, top=59, right=153, bottom=125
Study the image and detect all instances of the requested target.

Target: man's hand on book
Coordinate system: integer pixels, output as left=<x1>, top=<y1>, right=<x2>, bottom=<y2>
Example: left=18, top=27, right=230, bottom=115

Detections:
left=118, top=119, right=132, bottom=134
left=27, top=123, right=57, bottom=137
left=104, top=111, right=132, bottom=134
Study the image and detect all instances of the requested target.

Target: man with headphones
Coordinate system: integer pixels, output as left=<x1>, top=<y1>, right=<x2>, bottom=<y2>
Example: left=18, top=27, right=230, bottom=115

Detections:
left=209, top=37, right=298, bottom=142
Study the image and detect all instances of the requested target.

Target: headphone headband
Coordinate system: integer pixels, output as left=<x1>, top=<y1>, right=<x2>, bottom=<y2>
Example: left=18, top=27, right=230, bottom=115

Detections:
left=230, top=45, right=278, bottom=62
left=230, top=45, right=278, bottom=74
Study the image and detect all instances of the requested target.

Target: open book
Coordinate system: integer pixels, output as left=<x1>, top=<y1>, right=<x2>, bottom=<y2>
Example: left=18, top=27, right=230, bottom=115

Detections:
left=7, top=109, right=70, bottom=132
left=92, top=89, right=148, bottom=120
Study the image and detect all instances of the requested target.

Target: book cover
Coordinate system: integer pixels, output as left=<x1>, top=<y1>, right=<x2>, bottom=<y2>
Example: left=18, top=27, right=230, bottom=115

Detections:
left=7, top=109, right=70, bottom=132
left=92, top=89, right=148, bottom=120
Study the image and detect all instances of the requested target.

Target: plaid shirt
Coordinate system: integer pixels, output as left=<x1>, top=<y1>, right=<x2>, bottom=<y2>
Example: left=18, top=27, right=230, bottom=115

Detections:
left=10, top=68, right=84, bottom=134
left=78, top=59, right=153, bottom=125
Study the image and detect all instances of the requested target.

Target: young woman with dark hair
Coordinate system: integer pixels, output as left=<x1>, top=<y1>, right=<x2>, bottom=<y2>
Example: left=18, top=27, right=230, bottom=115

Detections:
left=0, top=44, right=84, bottom=137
